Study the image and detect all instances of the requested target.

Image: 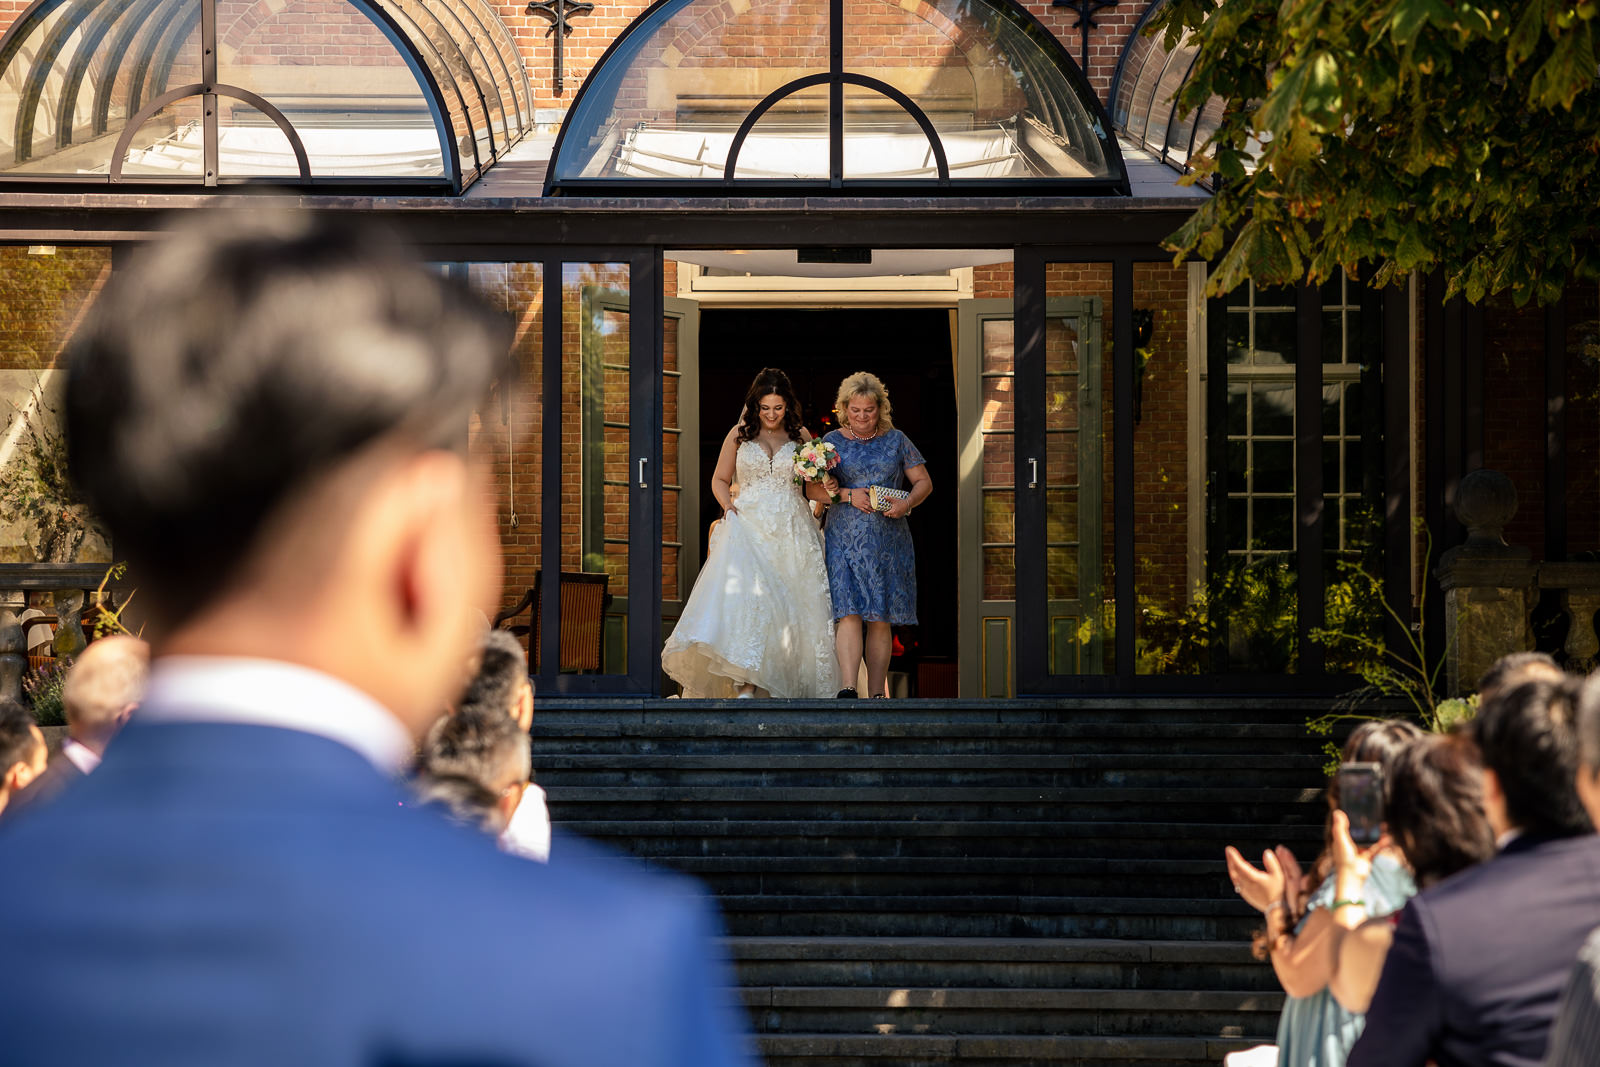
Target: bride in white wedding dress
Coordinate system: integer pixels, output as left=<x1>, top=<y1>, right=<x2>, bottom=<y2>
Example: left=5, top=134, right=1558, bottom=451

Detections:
left=662, top=368, right=841, bottom=699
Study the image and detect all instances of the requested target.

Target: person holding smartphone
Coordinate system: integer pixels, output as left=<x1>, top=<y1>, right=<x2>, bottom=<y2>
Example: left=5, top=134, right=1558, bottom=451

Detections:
left=1224, top=720, right=1422, bottom=1067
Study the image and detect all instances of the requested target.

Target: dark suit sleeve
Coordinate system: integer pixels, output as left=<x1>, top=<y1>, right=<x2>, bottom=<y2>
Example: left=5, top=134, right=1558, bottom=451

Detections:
left=1348, top=901, right=1442, bottom=1067
left=1546, top=932, right=1600, bottom=1067
left=662, top=893, right=758, bottom=1067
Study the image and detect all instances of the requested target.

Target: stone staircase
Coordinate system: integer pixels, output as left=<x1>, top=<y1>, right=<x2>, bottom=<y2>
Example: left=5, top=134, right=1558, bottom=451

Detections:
left=531, top=699, right=1333, bottom=1066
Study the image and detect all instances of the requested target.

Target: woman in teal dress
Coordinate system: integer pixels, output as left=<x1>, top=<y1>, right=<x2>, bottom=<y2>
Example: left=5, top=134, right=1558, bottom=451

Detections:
left=1224, top=720, right=1424, bottom=1067
left=816, top=371, right=932, bottom=699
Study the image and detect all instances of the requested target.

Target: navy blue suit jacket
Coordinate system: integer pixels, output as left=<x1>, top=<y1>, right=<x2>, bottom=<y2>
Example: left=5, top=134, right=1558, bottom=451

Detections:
left=0, top=719, right=754, bottom=1067
left=1347, top=833, right=1600, bottom=1067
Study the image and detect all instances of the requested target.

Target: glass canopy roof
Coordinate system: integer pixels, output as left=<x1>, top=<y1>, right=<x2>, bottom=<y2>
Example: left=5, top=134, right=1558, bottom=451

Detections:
left=1110, top=0, right=1223, bottom=187
left=0, top=0, right=531, bottom=190
left=545, top=0, right=1127, bottom=195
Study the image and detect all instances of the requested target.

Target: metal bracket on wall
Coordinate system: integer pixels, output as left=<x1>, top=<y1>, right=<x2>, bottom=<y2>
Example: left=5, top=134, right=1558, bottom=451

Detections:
left=527, top=0, right=595, bottom=94
left=1052, top=0, right=1120, bottom=74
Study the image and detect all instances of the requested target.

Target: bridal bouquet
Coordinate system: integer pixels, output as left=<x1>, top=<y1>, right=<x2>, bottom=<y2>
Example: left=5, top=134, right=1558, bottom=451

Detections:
left=793, top=439, right=842, bottom=502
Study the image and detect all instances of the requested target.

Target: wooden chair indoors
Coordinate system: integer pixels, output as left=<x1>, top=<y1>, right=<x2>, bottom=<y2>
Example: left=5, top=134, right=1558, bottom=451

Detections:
left=494, top=570, right=613, bottom=674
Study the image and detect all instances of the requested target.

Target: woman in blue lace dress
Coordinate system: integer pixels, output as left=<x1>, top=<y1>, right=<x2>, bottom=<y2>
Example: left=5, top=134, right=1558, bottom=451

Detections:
left=816, top=372, right=932, bottom=699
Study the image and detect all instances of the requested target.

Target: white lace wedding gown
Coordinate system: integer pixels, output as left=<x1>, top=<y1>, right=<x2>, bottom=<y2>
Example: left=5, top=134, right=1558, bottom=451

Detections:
left=662, top=439, right=841, bottom=698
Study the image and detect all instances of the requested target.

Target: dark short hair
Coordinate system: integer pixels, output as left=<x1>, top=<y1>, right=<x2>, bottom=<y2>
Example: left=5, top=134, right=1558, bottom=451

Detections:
left=0, top=699, right=40, bottom=775
left=1571, top=672, right=1600, bottom=772
left=415, top=707, right=529, bottom=833
left=461, top=630, right=529, bottom=721
left=1476, top=651, right=1563, bottom=701
left=1386, top=734, right=1496, bottom=888
left=1472, top=677, right=1591, bottom=837
left=66, top=209, right=510, bottom=627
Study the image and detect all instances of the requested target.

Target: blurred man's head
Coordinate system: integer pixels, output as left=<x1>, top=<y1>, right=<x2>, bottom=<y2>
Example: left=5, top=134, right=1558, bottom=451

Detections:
left=415, top=709, right=530, bottom=836
left=461, top=630, right=532, bottom=733
left=0, top=700, right=46, bottom=817
left=62, top=636, right=148, bottom=755
left=1472, top=677, right=1591, bottom=839
left=65, top=210, right=510, bottom=737
left=1477, top=651, right=1565, bottom=707
left=1570, top=674, right=1600, bottom=829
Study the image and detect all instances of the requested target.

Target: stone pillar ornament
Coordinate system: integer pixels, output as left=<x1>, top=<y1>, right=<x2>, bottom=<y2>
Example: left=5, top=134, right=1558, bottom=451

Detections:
left=52, top=588, right=87, bottom=661
left=0, top=604, right=24, bottom=702
left=1436, top=469, right=1537, bottom=695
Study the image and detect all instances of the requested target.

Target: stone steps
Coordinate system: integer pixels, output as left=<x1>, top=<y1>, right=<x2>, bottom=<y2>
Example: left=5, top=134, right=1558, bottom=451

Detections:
left=729, top=937, right=1280, bottom=992
left=533, top=753, right=1325, bottom=789
left=535, top=700, right=1329, bottom=1062
left=562, top=819, right=1324, bottom=860
left=756, top=1032, right=1256, bottom=1067
left=547, top=785, right=1324, bottom=823
left=654, top=856, right=1239, bottom=899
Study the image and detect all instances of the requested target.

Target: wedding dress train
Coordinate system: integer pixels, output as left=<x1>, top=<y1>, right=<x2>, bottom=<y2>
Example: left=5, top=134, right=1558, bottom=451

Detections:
left=662, top=439, right=840, bottom=698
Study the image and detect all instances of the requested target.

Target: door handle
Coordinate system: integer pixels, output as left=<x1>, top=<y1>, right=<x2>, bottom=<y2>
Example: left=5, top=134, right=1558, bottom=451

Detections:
left=637, top=458, right=649, bottom=489
left=1028, top=457, right=1039, bottom=490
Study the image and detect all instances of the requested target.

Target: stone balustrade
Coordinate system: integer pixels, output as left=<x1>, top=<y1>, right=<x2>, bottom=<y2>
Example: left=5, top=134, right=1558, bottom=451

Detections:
left=1436, top=469, right=1600, bottom=693
left=0, top=563, right=130, bottom=702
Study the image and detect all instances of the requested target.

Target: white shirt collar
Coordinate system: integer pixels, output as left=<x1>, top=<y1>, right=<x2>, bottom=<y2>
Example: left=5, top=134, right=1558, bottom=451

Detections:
left=1497, top=827, right=1524, bottom=851
left=60, top=736, right=101, bottom=775
left=138, top=656, right=414, bottom=774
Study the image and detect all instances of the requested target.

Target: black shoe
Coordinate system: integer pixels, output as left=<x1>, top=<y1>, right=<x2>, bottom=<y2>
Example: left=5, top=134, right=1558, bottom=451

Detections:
left=836, top=688, right=858, bottom=699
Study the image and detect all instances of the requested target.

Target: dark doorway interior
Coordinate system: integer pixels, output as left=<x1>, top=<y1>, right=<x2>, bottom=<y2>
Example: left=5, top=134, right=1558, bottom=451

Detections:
left=697, top=308, right=958, bottom=685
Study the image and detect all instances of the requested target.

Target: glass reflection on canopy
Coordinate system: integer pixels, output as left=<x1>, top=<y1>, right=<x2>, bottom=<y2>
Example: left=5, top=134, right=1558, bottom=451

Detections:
left=0, top=0, right=531, bottom=189
left=1110, top=0, right=1227, bottom=182
left=547, top=0, right=1126, bottom=193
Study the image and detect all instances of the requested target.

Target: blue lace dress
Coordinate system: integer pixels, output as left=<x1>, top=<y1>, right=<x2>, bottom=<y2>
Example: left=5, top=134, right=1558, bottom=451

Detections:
left=823, top=428, right=925, bottom=625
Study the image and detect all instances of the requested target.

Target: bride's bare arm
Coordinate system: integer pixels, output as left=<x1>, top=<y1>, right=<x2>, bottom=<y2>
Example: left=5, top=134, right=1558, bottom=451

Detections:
left=712, top=427, right=740, bottom=514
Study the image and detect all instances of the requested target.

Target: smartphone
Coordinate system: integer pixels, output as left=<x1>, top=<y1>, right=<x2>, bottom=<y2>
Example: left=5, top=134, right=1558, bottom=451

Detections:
left=1338, top=762, right=1385, bottom=846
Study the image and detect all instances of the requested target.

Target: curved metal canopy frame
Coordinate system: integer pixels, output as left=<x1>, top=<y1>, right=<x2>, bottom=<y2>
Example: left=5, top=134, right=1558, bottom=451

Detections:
left=1109, top=0, right=1221, bottom=185
left=545, top=0, right=1128, bottom=196
left=0, top=0, right=531, bottom=190
left=722, top=72, right=951, bottom=183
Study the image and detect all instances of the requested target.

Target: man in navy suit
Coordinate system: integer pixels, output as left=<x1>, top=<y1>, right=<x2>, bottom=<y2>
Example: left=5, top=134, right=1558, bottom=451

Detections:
left=1348, top=677, right=1600, bottom=1067
left=0, top=210, right=754, bottom=1067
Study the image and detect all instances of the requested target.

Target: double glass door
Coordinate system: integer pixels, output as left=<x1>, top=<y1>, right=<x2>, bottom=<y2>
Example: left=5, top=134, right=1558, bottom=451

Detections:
left=458, top=249, right=662, bottom=695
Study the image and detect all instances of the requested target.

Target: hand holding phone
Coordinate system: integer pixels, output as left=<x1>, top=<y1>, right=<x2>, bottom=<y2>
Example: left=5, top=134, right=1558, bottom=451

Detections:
left=1337, top=762, right=1385, bottom=847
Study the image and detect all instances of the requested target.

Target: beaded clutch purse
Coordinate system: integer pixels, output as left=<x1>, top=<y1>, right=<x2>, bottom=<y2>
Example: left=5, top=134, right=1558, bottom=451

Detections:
left=867, top=485, right=911, bottom=513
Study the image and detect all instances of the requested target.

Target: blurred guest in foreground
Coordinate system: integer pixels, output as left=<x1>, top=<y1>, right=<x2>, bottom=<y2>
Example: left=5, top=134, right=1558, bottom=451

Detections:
left=1328, top=732, right=1496, bottom=1013
left=1476, top=650, right=1565, bottom=707
left=1226, top=719, right=1422, bottom=1067
left=0, top=700, right=46, bottom=819
left=0, top=209, right=752, bottom=1067
left=415, top=702, right=530, bottom=838
left=460, top=628, right=548, bottom=860
left=1348, top=678, right=1600, bottom=1067
left=1544, top=674, right=1600, bottom=1065
left=8, top=634, right=147, bottom=816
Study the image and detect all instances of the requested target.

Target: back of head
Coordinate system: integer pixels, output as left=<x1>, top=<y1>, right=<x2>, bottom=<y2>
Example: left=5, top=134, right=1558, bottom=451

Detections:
left=416, top=708, right=530, bottom=834
left=1477, top=651, right=1564, bottom=705
left=62, top=636, right=148, bottom=741
left=460, top=630, right=528, bottom=721
left=1341, top=718, right=1426, bottom=769
left=1472, top=677, right=1591, bottom=837
left=65, top=208, right=509, bottom=631
left=1386, top=734, right=1496, bottom=888
left=0, top=699, right=40, bottom=781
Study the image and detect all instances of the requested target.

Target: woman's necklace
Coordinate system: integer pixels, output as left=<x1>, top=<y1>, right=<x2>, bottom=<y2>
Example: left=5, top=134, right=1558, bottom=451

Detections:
left=846, top=424, right=879, bottom=442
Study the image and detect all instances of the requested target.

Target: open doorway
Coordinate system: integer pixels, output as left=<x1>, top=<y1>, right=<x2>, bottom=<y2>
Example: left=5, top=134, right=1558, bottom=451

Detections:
left=696, top=308, right=959, bottom=694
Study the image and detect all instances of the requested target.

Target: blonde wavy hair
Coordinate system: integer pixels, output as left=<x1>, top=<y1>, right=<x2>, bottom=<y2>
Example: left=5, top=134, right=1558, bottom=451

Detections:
left=833, top=371, right=893, bottom=433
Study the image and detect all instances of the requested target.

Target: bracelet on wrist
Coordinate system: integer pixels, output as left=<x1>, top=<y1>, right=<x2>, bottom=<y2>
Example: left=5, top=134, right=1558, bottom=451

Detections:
left=1331, top=898, right=1366, bottom=910
left=1266, top=900, right=1286, bottom=913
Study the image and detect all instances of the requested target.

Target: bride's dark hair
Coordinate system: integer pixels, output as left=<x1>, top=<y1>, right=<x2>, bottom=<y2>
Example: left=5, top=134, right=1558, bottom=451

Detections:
left=738, top=367, right=805, bottom=443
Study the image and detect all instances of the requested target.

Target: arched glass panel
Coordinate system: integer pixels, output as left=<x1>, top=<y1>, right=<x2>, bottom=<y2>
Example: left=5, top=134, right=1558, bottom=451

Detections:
left=1108, top=0, right=1228, bottom=186
left=0, top=0, right=530, bottom=188
left=548, top=0, right=1123, bottom=193
left=729, top=82, right=827, bottom=180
